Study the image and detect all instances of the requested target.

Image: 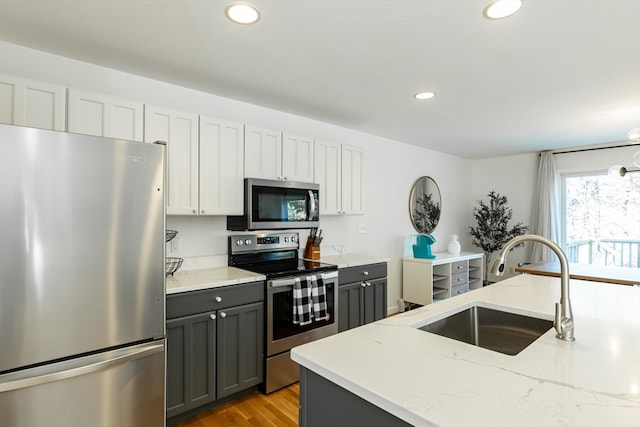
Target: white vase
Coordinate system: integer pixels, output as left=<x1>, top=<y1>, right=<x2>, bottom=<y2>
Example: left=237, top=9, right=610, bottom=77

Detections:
left=448, top=234, right=461, bottom=254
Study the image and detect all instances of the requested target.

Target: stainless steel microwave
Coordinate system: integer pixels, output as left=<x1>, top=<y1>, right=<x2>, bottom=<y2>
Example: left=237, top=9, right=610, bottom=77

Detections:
left=227, top=178, right=320, bottom=231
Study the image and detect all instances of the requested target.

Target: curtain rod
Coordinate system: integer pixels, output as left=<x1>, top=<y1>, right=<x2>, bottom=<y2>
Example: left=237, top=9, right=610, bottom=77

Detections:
left=552, top=143, right=637, bottom=155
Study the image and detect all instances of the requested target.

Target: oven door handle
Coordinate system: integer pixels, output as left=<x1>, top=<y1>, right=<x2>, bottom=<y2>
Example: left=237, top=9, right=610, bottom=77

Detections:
left=268, top=277, right=299, bottom=288
left=320, top=271, right=338, bottom=281
left=268, top=270, right=338, bottom=288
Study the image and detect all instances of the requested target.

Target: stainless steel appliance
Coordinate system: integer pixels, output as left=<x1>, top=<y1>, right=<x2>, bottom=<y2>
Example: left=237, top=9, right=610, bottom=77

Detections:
left=0, top=124, right=166, bottom=427
left=228, top=232, right=338, bottom=393
left=227, top=178, right=320, bottom=230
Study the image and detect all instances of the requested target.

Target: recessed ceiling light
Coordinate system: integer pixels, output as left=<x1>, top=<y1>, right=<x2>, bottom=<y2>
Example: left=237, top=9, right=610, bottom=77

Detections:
left=483, top=0, right=523, bottom=19
left=225, top=3, right=260, bottom=25
left=415, top=92, right=436, bottom=100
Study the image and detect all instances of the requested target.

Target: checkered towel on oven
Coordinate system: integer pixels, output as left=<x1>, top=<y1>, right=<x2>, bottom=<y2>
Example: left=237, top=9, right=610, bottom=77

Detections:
left=293, top=277, right=313, bottom=325
left=311, top=275, right=329, bottom=321
left=292, top=275, right=329, bottom=325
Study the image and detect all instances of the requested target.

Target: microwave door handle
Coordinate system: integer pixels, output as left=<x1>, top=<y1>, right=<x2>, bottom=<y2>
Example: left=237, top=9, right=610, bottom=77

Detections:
left=308, top=190, right=316, bottom=219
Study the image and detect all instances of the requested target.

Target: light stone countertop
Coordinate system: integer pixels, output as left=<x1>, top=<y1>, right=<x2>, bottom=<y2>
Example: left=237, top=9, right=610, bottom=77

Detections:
left=166, top=266, right=265, bottom=294
left=291, top=274, right=640, bottom=427
left=165, top=254, right=387, bottom=295
left=317, top=253, right=390, bottom=268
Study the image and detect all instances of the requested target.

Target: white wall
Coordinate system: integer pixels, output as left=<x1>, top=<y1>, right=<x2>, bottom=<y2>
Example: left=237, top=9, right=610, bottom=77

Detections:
left=0, top=41, right=474, bottom=313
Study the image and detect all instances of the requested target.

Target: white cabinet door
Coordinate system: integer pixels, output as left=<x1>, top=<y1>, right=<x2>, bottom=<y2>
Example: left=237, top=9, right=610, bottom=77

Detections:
left=244, top=126, right=315, bottom=183
left=0, top=73, right=65, bottom=131
left=199, top=116, right=244, bottom=215
left=314, top=139, right=342, bottom=215
left=244, top=125, right=282, bottom=180
left=282, top=132, right=314, bottom=183
left=314, top=141, right=365, bottom=215
left=341, top=144, right=365, bottom=215
left=144, top=105, right=199, bottom=215
left=67, top=89, right=143, bottom=141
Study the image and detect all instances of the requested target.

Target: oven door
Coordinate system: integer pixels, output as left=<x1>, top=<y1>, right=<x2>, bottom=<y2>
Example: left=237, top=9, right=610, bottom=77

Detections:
left=266, top=271, right=338, bottom=356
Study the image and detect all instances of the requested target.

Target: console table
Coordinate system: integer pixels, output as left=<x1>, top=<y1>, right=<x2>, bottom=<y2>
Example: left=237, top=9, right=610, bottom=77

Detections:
left=402, top=252, right=484, bottom=305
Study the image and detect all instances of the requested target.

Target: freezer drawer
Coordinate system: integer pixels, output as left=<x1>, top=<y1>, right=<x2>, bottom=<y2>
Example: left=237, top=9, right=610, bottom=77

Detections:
left=0, top=341, right=165, bottom=427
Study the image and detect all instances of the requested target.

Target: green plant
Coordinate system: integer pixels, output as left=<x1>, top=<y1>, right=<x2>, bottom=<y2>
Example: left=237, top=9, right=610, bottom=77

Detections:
left=469, top=190, right=529, bottom=283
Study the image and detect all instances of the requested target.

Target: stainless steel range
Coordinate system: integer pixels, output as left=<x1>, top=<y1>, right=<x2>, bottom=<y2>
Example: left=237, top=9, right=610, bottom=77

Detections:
left=228, top=232, right=338, bottom=393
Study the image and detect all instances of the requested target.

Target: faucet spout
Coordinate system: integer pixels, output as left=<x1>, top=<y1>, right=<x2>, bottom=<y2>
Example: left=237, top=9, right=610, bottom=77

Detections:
left=490, top=234, right=575, bottom=342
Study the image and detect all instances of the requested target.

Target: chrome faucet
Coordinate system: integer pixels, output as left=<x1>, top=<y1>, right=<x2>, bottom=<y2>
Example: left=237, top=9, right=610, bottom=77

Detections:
left=491, top=234, right=575, bottom=342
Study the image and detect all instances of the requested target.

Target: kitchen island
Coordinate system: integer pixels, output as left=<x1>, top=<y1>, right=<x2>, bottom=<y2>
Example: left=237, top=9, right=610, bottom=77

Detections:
left=291, top=274, right=640, bottom=427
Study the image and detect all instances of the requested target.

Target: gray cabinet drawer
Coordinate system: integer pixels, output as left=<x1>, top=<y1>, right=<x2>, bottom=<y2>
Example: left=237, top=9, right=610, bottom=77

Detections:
left=167, top=281, right=264, bottom=319
left=451, top=283, right=469, bottom=296
left=452, top=260, right=468, bottom=274
left=451, top=272, right=468, bottom=287
left=339, top=262, right=387, bottom=285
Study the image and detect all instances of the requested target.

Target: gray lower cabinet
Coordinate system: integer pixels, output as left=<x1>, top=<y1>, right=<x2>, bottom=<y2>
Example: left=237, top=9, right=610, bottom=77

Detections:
left=166, top=312, right=216, bottom=417
left=216, top=301, right=264, bottom=399
left=338, top=262, right=387, bottom=332
left=299, top=367, right=411, bottom=427
left=166, top=281, right=264, bottom=420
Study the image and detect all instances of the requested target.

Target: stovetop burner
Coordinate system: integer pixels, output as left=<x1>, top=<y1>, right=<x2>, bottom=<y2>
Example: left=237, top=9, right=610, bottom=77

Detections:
left=228, top=232, right=337, bottom=279
left=241, top=258, right=337, bottom=279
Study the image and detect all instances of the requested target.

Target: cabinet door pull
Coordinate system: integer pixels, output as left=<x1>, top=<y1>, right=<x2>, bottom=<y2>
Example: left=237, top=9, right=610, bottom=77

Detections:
left=361, top=282, right=366, bottom=288
left=215, top=296, right=222, bottom=303
left=363, top=271, right=369, bottom=276
left=220, top=312, right=227, bottom=318
left=210, top=313, right=216, bottom=320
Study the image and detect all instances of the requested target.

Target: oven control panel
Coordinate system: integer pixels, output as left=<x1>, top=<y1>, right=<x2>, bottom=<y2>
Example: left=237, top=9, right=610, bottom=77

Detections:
left=229, top=232, right=299, bottom=254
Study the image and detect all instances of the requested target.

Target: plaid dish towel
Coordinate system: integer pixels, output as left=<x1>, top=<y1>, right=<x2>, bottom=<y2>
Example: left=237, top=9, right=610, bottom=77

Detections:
left=293, top=277, right=313, bottom=325
left=311, top=275, right=329, bottom=321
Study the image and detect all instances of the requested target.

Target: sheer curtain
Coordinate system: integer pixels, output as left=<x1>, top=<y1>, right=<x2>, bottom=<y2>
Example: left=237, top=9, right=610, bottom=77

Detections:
left=530, top=151, right=561, bottom=262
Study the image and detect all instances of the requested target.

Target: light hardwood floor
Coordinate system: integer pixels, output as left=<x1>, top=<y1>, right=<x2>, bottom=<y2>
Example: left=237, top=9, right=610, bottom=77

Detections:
left=172, top=383, right=300, bottom=427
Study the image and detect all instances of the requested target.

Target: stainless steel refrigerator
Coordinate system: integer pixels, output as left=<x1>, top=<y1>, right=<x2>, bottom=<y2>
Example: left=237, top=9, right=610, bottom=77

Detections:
left=0, top=124, right=166, bottom=427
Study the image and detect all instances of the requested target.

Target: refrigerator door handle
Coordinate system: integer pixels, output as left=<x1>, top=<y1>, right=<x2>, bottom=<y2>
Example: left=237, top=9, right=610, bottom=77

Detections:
left=0, top=342, right=163, bottom=393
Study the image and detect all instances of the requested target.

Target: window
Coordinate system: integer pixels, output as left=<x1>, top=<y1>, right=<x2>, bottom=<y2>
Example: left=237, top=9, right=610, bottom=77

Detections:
left=561, top=172, right=640, bottom=267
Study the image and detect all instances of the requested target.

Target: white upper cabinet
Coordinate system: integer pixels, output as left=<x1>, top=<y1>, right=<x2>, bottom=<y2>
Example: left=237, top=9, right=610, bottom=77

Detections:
left=282, top=132, right=314, bottom=183
left=144, top=105, right=199, bottom=215
left=341, top=144, right=365, bottom=214
left=314, top=140, right=364, bottom=215
left=244, top=125, right=282, bottom=180
left=0, top=73, right=66, bottom=131
left=67, top=89, right=143, bottom=141
left=314, top=139, right=342, bottom=215
left=199, top=116, right=244, bottom=215
left=244, top=125, right=314, bottom=182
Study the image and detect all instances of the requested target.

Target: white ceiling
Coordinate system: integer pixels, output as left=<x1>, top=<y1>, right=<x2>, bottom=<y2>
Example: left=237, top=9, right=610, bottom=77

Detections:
left=0, top=0, right=638, bottom=159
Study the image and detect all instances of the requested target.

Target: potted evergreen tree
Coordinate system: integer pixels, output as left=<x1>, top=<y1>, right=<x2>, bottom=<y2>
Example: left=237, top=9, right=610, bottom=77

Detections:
left=469, top=190, right=529, bottom=284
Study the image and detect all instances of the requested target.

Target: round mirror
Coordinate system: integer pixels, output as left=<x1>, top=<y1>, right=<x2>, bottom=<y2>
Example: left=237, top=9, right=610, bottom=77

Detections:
left=409, top=176, right=441, bottom=234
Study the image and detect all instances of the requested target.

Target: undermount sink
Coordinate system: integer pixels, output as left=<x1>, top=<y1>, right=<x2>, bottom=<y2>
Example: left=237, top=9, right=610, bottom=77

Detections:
left=419, top=305, right=553, bottom=356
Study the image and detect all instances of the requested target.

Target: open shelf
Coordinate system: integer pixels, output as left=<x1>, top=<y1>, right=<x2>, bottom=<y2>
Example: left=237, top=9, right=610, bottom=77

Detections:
left=433, top=275, right=448, bottom=283
left=432, top=287, right=448, bottom=297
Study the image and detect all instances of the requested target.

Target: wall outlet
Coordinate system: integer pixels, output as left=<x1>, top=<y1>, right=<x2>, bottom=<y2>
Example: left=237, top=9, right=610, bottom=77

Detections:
left=357, top=223, right=367, bottom=234
left=170, top=238, right=181, bottom=253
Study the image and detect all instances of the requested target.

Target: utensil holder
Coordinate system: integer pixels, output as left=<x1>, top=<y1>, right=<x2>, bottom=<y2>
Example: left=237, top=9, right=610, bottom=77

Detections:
left=304, top=238, right=321, bottom=260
